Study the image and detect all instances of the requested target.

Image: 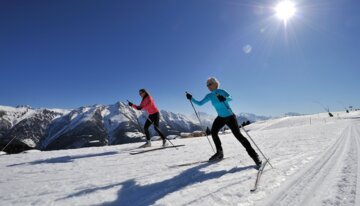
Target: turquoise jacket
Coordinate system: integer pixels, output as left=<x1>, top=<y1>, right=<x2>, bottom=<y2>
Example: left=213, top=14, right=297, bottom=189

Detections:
left=192, top=89, right=234, bottom=117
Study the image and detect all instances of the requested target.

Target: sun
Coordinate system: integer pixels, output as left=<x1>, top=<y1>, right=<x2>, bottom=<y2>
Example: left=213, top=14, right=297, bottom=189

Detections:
left=275, top=0, right=296, bottom=22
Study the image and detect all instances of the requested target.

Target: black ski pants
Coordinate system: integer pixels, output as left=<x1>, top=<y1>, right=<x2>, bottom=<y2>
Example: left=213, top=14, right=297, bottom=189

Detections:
left=144, top=112, right=166, bottom=141
left=211, top=115, right=260, bottom=163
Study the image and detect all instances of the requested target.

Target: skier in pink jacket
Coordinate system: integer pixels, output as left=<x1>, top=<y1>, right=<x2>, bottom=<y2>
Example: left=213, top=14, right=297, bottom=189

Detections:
left=128, top=89, right=168, bottom=148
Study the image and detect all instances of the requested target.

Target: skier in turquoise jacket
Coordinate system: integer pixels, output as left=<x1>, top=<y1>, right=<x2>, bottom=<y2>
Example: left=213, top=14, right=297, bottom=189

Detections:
left=186, top=77, right=261, bottom=168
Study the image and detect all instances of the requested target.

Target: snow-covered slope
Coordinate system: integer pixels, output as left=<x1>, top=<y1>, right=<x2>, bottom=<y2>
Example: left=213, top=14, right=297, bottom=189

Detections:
left=1, top=111, right=360, bottom=205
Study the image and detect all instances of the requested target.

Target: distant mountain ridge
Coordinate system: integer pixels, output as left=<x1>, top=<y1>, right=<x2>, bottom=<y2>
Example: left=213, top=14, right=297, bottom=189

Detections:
left=0, top=103, right=271, bottom=153
left=284, top=112, right=303, bottom=117
left=0, top=103, right=202, bottom=152
left=237, top=113, right=272, bottom=123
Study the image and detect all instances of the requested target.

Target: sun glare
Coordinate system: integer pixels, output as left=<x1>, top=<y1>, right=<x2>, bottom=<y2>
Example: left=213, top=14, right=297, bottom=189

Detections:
left=275, top=0, right=296, bottom=22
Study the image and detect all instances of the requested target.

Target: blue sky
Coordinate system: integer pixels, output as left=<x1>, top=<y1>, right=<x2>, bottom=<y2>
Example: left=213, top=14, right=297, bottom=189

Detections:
left=1, top=0, right=359, bottom=116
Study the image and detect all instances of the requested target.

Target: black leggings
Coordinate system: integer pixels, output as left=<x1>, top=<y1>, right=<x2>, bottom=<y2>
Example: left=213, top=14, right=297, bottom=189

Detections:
left=144, top=112, right=166, bottom=141
left=211, top=115, right=260, bottom=163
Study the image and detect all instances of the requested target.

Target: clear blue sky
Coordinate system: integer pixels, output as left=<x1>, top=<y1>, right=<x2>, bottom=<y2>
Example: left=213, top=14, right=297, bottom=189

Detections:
left=1, top=0, right=359, bottom=116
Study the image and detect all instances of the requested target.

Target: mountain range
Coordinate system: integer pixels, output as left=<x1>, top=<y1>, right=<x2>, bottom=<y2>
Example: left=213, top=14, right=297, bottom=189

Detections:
left=0, top=103, right=271, bottom=153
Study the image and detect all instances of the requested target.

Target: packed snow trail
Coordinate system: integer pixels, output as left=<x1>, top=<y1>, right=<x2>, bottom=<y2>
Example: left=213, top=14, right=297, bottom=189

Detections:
left=264, top=122, right=360, bottom=206
left=1, top=112, right=360, bottom=206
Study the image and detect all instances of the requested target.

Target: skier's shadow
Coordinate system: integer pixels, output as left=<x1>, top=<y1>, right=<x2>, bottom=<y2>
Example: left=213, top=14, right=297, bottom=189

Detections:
left=7, top=151, right=119, bottom=167
left=101, top=162, right=254, bottom=206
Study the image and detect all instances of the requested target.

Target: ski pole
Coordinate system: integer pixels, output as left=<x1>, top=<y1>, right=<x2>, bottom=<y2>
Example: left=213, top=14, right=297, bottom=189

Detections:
left=240, top=127, right=273, bottom=168
left=217, top=94, right=274, bottom=168
left=186, top=92, right=216, bottom=153
left=126, top=101, right=178, bottom=149
left=119, top=111, right=146, bottom=138
left=1, top=135, right=17, bottom=153
left=120, top=102, right=145, bottom=134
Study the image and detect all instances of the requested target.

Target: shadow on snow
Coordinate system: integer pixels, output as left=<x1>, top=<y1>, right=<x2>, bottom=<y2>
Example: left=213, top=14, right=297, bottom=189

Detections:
left=58, top=161, right=255, bottom=206
left=7, top=151, right=119, bottom=167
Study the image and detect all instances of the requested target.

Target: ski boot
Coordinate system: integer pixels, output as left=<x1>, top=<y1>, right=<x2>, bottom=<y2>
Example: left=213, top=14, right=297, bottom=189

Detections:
left=209, top=151, right=224, bottom=161
left=162, top=140, right=169, bottom=147
left=255, top=160, right=262, bottom=170
left=140, top=140, right=151, bottom=148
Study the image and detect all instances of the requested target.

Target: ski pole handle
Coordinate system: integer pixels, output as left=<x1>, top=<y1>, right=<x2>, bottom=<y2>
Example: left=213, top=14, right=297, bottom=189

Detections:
left=186, top=94, right=216, bottom=153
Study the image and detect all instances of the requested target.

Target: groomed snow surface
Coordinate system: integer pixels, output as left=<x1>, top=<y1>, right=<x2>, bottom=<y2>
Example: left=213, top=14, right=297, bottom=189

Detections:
left=1, top=111, right=360, bottom=206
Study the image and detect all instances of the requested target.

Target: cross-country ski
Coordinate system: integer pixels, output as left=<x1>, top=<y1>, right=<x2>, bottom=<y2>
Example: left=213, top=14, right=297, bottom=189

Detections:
left=168, top=157, right=231, bottom=168
left=250, top=158, right=270, bottom=192
left=129, top=144, right=186, bottom=155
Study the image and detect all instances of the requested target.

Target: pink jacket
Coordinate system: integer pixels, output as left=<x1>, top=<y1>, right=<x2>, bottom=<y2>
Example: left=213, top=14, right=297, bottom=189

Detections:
left=132, top=95, right=159, bottom=115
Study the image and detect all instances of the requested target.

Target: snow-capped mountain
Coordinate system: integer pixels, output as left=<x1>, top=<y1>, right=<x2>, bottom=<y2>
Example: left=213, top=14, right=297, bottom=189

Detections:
left=159, top=110, right=203, bottom=134
left=39, top=102, right=203, bottom=150
left=284, top=112, right=303, bottom=117
left=0, top=103, right=203, bottom=153
left=237, top=113, right=272, bottom=124
left=189, top=112, right=216, bottom=128
left=0, top=102, right=272, bottom=153
left=39, top=105, right=109, bottom=150
left=189, top=112, right=272, bottom=128
left=0, top=106, right=69, bottom=153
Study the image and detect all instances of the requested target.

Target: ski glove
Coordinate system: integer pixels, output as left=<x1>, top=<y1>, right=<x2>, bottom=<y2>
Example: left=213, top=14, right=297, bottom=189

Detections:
left=186, top=93, right=192, bottom=100
left=217, top=95, right=226, bottom=102
left=128, top=102, right=133, bottom=107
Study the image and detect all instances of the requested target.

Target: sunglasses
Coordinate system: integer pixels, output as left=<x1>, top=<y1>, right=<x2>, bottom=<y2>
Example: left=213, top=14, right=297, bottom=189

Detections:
left=207, top=82, right=213, bottom=87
